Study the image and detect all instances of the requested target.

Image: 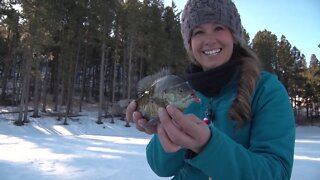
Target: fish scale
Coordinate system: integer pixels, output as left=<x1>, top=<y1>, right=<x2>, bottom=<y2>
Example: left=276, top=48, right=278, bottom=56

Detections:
left=136, top=71, right=199, bottom=125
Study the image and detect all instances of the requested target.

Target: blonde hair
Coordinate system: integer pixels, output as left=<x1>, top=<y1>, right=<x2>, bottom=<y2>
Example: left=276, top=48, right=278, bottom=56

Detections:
left=229, top=43, right=261, bottom=127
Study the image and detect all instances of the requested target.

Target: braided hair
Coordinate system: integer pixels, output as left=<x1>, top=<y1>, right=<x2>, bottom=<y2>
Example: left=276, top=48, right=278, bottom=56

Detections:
left=229, top=43, right=262, bottom=127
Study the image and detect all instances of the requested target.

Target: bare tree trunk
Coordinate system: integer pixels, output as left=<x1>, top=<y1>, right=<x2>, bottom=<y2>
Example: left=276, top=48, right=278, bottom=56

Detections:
left=70, top=43, right=81, bottom=113
left=64, top=43, right=81, bottom=125
left=97, top=21, right=107, bottom=124
left=12, top=54, right=19, bottom=106
left=16, top=60, right=27, bottom=125
left=110, top=51, right=118, bottom=124
left=57, top=55, right=64, bottom=121
left=41, top=81, right=48, bottom=112
left=57, top=81, right=64, bottom=121
left=1, top=56, right=12, bottom=100
left=53, top=56, right=61, bottom=112
left=15, top=54, right=32, bottom=126
left=63, top=67, right=72, bottom=125
left=63, top=75, right=72, bottom=125
left=121, top=47, right=127, bottom=99
left=79, top=39, right=88, bottom=112
left=306, top=100, right=310, bottom=120
left=41, top=58, right=50, bottom=112
left=0, top=25, right=15, bottom=100
left=32, top=57, right=41, bottom=118
left=23, top=72, right=31, bottom=122
left=139, top=56, right=143, bottom=80
left=87, top=66, right=94, bottom=103
left=127, top=39, right=134, bottom=99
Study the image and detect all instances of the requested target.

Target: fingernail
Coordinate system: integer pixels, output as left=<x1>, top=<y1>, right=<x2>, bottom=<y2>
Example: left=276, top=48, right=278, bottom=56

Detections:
left=166, top=105, right=174, bottom=115
left=138, top=121, right=144, bottom=128
left=133, top=112, right=138, bottom=119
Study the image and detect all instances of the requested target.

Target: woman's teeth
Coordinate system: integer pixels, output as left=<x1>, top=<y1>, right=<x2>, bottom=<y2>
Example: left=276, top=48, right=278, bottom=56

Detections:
left=203, top=49, right=221, bottom=56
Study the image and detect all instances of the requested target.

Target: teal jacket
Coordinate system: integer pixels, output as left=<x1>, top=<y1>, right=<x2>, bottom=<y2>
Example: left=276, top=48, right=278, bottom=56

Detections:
left=146, top=71, right=295, bottom=180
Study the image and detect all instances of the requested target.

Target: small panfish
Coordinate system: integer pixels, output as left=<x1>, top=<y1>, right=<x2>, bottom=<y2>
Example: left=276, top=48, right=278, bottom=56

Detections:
left=136, top=70, right=200, bottom=125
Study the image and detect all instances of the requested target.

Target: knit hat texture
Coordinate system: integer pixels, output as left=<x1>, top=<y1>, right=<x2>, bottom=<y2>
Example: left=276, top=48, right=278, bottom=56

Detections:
left=181, top=0, right=243, bottom=51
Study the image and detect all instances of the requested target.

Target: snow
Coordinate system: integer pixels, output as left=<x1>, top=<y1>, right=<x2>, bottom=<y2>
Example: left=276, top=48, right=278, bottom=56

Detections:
left=0, top=108, right=319, bottom=180
left=292, top=126, right=320, bottom=180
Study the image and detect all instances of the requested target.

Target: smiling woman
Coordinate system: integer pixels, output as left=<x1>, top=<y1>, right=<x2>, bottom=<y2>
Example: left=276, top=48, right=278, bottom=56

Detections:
left=126, top=0, right=296, bottom=179
left=189, top=23, right=234, bottom=71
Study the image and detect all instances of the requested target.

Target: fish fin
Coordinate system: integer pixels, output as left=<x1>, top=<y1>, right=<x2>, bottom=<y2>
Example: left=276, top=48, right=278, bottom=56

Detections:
left=137, top=68, right=171, bottom=96
left=137, top=76, right=154, bottom=97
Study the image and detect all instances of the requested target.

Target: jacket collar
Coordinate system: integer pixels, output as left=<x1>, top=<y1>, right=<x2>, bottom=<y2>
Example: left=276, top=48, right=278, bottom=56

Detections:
left=184, top=59, right=240, bottom=97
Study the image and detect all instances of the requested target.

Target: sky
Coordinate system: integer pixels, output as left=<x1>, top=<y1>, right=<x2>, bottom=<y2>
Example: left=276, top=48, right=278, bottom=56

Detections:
left=0, top=106, right=320, bottom=179
left=164, top=0, right=320, bottom=64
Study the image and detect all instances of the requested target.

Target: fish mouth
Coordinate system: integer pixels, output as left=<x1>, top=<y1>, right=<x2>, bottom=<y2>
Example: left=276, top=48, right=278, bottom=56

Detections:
left=190, top=91, right=201, bottom=103
left=179, top=92, right=201, bottom=106
left=172, top=92, right=200, bottom=110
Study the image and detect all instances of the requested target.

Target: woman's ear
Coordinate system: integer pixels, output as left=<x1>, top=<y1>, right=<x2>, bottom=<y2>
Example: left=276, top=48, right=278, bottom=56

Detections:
left=232, top=32, right=244, bottom=47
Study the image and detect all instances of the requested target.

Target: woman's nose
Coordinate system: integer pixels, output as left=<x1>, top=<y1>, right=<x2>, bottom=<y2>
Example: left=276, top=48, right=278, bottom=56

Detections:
left=204, top=32, right=217, bottom=46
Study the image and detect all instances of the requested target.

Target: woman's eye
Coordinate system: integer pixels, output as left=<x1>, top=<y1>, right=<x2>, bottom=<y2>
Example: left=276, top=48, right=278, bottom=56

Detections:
left=192, top=30, right=203, bottom=36
left=214, top=26, right=224, bottom=32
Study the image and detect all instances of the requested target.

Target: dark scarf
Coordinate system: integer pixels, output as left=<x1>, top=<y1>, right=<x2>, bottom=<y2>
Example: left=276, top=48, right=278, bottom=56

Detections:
left=184, top=60, right=239, bottom=97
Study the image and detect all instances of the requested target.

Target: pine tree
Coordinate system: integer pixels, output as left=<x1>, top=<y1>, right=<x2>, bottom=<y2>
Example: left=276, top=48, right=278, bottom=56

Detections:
left=306, top=54, right=320, bottom=120
left=243, top=28, right=251, bottom=47
left=0, top=5, right=20, bottom=104
left=310, top=54, right=319, bottom=68
left=252, top=30, right=278, bottom=73
left=162, top=2, right=187, bottom=74
left=277, top=35, right=294, bottom=91
left=290, top=47, right=307, bottom=120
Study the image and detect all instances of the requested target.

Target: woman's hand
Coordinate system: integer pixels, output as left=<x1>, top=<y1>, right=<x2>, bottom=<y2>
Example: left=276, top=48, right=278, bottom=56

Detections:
left=126, top=100, right=157, bottom=135
left=157, top=105, right=211, bottom=154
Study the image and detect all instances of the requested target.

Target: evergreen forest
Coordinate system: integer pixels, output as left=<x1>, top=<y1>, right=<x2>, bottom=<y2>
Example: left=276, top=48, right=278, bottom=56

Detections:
left=0, top=0, right=319, bottom=125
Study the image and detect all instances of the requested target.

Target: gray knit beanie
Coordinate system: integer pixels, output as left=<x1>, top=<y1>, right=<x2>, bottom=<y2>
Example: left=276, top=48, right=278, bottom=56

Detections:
left=181, top=0, right=243, bottom=51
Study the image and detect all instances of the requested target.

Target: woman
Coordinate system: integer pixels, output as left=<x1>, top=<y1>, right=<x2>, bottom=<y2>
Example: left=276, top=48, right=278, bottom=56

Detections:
left=126, top=0, right=295, bottom=179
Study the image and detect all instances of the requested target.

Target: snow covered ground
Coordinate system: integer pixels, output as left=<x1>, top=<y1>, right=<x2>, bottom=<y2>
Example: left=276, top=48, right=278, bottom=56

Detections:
left=292, top=125, right=320, bottom=180
left=0, top=108, right=319, bottom=180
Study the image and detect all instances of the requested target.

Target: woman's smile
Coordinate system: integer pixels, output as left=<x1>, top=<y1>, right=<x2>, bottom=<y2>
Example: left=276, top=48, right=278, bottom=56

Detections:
left=203, top=48, right=222, bottom=56
left=191, top=23, right=234, bottom=71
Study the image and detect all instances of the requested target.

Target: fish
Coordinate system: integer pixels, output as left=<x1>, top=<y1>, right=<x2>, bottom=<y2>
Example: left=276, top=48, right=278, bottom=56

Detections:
left=136, top=70, right=200, bottom=125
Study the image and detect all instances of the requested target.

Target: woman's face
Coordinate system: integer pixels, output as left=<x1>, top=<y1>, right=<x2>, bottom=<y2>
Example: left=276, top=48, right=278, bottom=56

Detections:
left=190, top=23, right=234, bottom=71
